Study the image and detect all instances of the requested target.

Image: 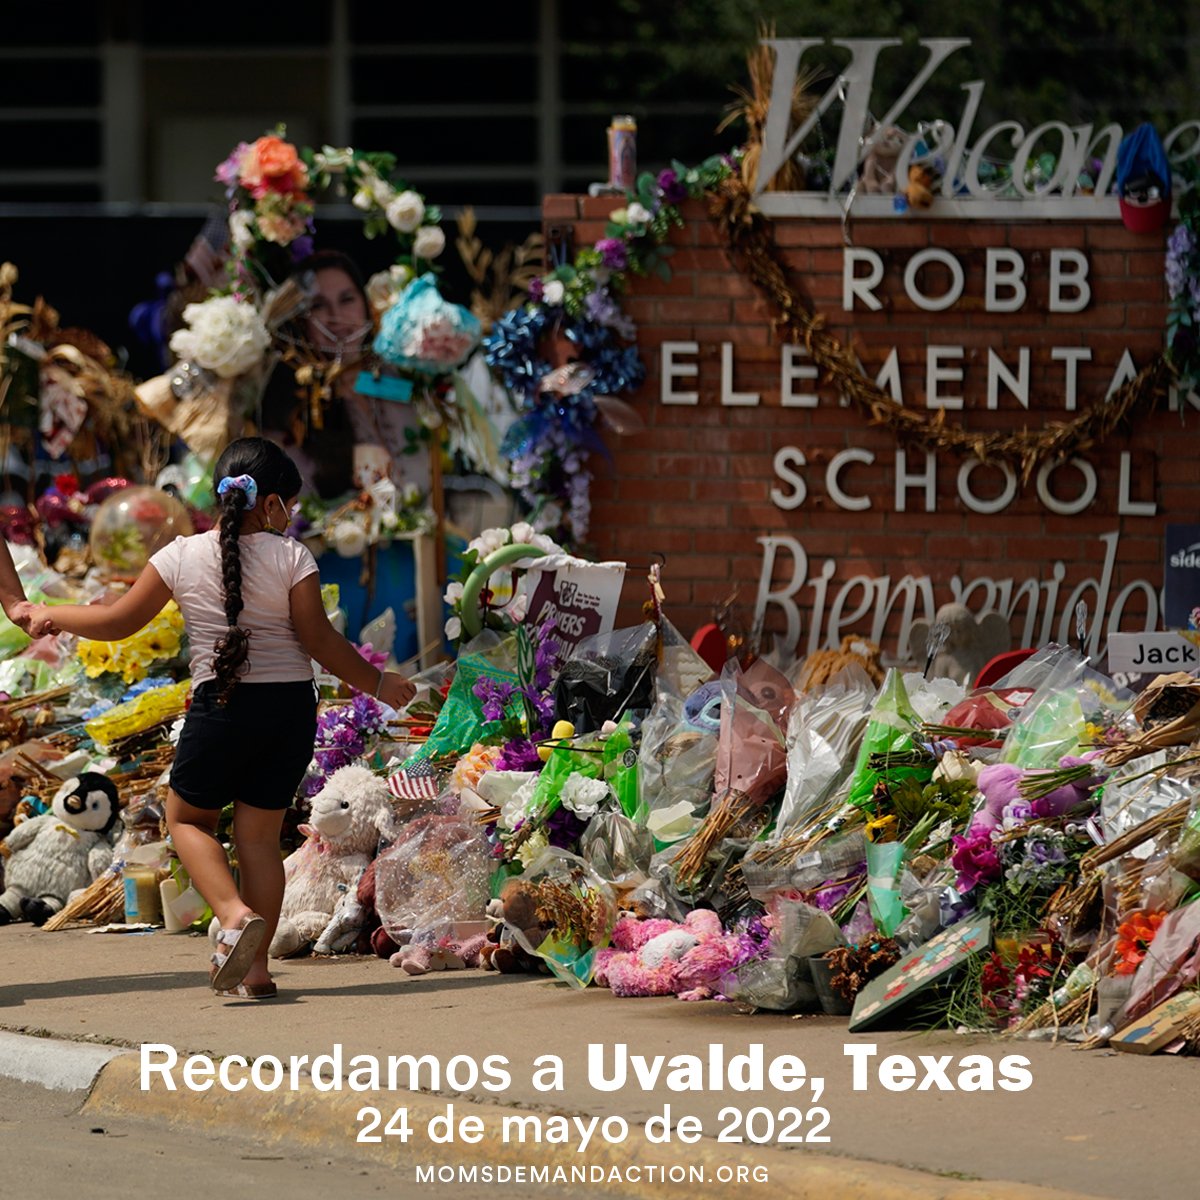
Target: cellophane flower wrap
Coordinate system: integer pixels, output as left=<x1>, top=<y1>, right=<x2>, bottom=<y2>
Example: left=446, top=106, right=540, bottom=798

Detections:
left=374, top=813, right=492, bottom=944
left=374, top=274, right=481, bottom=373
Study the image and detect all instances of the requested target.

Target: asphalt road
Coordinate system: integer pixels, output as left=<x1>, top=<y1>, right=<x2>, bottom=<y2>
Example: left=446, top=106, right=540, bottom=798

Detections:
left=1, top=1075, right=585, bottom=1200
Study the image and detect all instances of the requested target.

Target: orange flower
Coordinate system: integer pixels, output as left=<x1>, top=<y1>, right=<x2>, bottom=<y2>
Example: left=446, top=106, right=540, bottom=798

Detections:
left=1113, top=909, right=1165, bottom=976
left=241, top=136, right=308, bottom=197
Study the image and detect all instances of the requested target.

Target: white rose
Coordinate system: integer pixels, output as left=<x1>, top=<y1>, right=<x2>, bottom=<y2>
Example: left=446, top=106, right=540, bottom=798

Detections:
left=626, top=202, right=652, bottom=225
left=473, top=527, right=507, bottom=555
left=413, top=225, right=446, bottom=259
left=369, top=176, right=394, bottom=206
left=386, top=190, right=425, bottom=233
left=169, top=295, right=270, bottom=379
left=933, top=750, right=980, bottom=786
left=542, top=280, right=565, bottom=306
left=329, top=520, right=368, bottom=558
left=510, top=521, right=535, bottom=545
left=229, top=210, right=256, bottom=251
left=352, top=188, right=374, bottom=211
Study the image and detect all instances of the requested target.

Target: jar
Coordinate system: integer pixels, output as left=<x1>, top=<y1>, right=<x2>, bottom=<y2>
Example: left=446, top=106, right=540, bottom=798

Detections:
left=122, top=863, right=163, bottom=925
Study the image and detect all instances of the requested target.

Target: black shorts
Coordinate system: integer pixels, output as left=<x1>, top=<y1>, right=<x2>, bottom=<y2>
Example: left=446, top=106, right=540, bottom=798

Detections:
left=170, top=679, right=318, bottom=811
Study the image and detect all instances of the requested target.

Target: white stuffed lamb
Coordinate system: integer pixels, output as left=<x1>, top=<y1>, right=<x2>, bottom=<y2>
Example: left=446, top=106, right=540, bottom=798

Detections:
left=271, top=766, right=393, bottom=957
left=0, top=773, right=121, bottom=926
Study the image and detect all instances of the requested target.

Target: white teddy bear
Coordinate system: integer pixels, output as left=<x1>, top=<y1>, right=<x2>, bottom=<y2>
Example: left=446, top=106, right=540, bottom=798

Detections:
left=271, top=765, right=394, bottom=958
left=0, top=773, right=121, bottom=926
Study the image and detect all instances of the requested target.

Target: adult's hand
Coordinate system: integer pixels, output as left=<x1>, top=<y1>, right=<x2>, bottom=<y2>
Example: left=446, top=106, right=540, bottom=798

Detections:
left=377, top=672, right=417, bottom=710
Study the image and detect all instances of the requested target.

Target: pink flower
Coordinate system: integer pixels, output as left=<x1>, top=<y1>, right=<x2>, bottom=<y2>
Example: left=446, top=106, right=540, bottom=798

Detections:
left=356, top=642, right=388, bottom=670
left=951, top=832, right=1002, bottom=892
left=215, top=143, right=251, bottom=188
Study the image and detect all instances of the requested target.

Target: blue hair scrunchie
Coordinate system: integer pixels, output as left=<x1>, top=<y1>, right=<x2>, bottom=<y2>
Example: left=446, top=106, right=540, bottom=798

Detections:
left=216, top=474, right=258, bottom=510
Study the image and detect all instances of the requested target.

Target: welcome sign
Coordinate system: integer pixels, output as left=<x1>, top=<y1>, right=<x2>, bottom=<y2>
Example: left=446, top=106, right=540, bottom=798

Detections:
left=576, top=35, right=1188, bottom=663
left=755, top=37, right=1197, bottom=217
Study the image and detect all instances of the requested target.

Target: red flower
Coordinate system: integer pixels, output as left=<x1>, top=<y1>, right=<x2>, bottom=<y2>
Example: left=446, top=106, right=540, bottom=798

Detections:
left=1114, top=910, right=1165, bottom=976
left=54, top=473, right=79, bottom=496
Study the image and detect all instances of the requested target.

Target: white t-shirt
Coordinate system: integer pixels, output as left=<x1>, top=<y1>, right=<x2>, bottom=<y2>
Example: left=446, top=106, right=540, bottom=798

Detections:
left=149, top=531, right=319, bottom=685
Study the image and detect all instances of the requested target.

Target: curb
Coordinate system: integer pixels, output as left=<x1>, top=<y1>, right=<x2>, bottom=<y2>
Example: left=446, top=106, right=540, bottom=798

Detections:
left=84, top=1053, right=1102, bottom=1200
left=0, top=1030, right=134, bottom=1092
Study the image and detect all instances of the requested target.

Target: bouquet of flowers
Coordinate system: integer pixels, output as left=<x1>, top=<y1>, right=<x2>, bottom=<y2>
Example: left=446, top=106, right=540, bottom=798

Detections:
left=305, top=693, right=389, bottom=797
left=76, top=601, right=186, bottom=685
left=442, top=522, right=562, bottom=644
left=217, top=132, right=314, bottom=255
left=167, top=296, right=271, bottom=380
left=374, top=274, right=481, bottom=374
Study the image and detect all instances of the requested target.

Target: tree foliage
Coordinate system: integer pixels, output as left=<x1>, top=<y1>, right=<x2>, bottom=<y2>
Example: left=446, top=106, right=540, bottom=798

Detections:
left=560, top=1, right=1196, bottom=160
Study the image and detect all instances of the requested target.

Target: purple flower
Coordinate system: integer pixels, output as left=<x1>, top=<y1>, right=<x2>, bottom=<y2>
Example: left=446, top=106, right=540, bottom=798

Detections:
left=584, top=289, right=618, bottom=325
left=1027, top=837, right=1066, bottom=866
left=290, top=234, right=314, bottom=262
left=527, top=277, right=545, bottom=304
left=595, top=238, right=628, bottom=270
left=474, top=676, right=516, bottom=724
left=349, top=692, right=385, bottom=729
left=215, top=143, right=249, bottom=187
left=497, top=737, right=542, bottom=772
left=811, top=871, right=865, bottom=912
left=545, top=806, right=587, bottom=849
left=657, top=168, right=687, bottom=204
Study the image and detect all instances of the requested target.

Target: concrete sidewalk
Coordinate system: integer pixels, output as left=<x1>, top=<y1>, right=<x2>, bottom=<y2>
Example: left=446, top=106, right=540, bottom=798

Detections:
left=1, top=923, right=1192, bottom=1199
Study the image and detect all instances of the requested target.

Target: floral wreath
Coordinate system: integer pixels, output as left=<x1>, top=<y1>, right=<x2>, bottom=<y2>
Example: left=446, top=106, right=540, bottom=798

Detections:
left=1166, top=161, right=1200, bottom=391
left=442, top=523, right=562, bottom=644
left=215, top=131, right=445, bottom=291
left=167, top=132, right=452, bottom=415
left=483, top=155, right=734, bottom=546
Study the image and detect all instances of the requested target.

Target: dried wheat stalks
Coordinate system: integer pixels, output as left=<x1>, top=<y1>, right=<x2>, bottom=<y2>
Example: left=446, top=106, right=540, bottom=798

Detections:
left=672, top=789, right=759, bottom=885
left=1078, top=800, right=1191, bottom=874
left=717, top=21, right=820, bottom=193
left=42, top=870, right=124, bottom=931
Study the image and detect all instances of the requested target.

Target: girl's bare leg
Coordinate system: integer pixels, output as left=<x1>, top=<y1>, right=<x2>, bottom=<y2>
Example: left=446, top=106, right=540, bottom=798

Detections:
left=231, top=803, right=287, bottom=986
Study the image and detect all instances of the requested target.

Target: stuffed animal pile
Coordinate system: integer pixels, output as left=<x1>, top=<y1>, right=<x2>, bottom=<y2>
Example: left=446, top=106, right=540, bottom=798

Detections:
left=594, top=909, right=748, bottom=1001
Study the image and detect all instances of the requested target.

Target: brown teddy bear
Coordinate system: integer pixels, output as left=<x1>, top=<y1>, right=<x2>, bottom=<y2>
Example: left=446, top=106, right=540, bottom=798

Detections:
left=905, top=163, right=936, bottom=209
left=480, top=879, right=549, bottom=974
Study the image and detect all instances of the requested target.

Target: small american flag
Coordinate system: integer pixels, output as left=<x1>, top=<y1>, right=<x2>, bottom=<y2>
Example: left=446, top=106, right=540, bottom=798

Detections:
left=387, top=757, right=442, bottom=802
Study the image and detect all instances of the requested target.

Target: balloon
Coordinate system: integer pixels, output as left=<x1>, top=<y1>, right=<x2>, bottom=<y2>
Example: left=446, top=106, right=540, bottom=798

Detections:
left=89, top=486, right=194, bottom=580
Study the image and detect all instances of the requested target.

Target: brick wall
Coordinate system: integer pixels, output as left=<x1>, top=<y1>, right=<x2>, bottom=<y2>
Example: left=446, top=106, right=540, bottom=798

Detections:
left=543, top=194, right=1190, bottom=661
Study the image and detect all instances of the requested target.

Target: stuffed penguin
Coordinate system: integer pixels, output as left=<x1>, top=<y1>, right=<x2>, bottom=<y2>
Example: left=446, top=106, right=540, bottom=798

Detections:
left=0, top=772, right=121, bottom=926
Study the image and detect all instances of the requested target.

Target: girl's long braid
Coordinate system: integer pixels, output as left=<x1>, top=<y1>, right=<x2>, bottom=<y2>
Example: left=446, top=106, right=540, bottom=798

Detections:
left=212, top=488, right=251, bottom=704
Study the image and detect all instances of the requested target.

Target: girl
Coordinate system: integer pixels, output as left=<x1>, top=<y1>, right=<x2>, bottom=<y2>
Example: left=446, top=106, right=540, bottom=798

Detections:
left=32, top=438, right=415, bottom=998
